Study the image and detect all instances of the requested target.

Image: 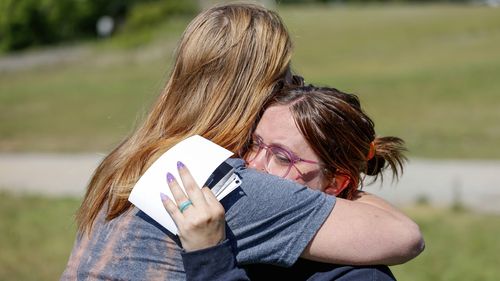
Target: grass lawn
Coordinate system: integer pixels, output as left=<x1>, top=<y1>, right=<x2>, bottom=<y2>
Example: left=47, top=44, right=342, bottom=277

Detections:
left=0, top=192, right=79, bottom=281
left=390, top=206, right=500, bottom=281
left=280, top=4, right=500, bottom=159
left=1, top=4, right=499, bottom=158
left=0, top=192, right=499, bottom=280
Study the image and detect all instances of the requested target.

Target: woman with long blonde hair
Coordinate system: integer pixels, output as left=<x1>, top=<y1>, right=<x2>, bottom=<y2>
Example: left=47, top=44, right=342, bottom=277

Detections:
left=61, top=3, right=423, bottom=280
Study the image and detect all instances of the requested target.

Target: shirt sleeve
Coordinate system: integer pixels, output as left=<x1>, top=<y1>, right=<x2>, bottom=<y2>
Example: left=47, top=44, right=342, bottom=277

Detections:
left=223, top=159, right=336, bottom=267
left=181, top=240, right=250, bottom=281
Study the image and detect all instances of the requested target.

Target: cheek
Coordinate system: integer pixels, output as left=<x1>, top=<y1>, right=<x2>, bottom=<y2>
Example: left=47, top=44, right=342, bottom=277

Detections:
left=307, top=178, right=326, bottom=191
left=284, top=173, right=300, bottom=182
left=291, top=174, right=326, bottom=191
left=282, top=170, right=310, bottom=187
left=305, top=172, right=332, bottom=192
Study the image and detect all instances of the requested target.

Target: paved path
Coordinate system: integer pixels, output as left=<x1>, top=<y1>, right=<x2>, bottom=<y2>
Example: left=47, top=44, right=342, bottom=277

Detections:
left=1, top=153, right=499, bottom=214
left=0, top=46, right=91, bottom=73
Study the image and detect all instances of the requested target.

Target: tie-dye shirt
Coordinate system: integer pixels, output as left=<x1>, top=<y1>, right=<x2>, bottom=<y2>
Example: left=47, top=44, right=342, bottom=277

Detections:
left=61, top=158, right=335, bottom=280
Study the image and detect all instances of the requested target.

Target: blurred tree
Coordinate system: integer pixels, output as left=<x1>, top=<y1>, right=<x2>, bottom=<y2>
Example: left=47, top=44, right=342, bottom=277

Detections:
left=0, top=0, right=197, bottom=52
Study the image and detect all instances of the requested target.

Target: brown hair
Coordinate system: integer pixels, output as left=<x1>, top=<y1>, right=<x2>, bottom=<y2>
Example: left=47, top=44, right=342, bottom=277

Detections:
left=262, top=84, right=407, bottom=199
left=76, top=2, right=293, bottom=235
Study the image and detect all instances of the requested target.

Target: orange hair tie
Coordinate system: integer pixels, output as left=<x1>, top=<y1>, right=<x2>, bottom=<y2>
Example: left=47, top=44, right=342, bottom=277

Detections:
left=366, top=141, right=376, bottom=161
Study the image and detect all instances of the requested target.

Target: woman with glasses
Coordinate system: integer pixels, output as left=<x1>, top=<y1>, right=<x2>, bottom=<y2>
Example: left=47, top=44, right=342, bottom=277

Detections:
left=243, top=84, right=410, bottom=279
left=164, top=84, right=417, bottom=280
left=62, top=3, right=423, bottom=280
left=246, top=84, right=406, bottom=200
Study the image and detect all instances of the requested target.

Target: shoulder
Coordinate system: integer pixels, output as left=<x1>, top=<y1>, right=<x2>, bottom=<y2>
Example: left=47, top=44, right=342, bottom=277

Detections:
left=221, top=159, right=336, bottom=266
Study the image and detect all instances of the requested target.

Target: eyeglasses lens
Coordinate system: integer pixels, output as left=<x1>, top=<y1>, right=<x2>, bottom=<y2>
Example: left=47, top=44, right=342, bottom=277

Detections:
left=265, top=147, right=293, bottom=178
left=246, top=139, right=293, bottom=177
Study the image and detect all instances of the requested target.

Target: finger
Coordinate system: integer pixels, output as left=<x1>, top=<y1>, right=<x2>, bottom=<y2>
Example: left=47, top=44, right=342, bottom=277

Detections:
left=166, top=172, right=189, bottom=206
left=160, top=192, right=184, bottom=224
left=201, top=186, right=219, bottom=205
left=201, top=187, right=225, bottom=216
left=176, top=161, right=207, bottom=206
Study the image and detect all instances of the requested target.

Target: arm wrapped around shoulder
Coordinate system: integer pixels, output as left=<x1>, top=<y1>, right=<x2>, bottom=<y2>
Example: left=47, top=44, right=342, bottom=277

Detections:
left=301, top=196, right=425, bottom=266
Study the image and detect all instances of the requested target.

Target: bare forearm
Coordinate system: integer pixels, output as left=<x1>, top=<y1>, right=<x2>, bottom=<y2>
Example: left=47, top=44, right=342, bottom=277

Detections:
left=301, top=197, right=425, bottom=265
left=353, top=191, right=416, bottom=222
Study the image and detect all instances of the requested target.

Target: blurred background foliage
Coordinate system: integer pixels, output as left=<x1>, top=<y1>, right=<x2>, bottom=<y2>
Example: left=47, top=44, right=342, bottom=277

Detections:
left=0, top=0, right=197, bottom=51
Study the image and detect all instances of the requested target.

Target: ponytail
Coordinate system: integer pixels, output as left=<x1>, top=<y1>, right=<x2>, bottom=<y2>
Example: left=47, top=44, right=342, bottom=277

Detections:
left=366, top=136, right=407, bottom=183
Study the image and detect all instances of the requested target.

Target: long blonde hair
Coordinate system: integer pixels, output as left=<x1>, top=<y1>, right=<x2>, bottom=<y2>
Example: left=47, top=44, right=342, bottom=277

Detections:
left=76, top=2, right=293, bottom=235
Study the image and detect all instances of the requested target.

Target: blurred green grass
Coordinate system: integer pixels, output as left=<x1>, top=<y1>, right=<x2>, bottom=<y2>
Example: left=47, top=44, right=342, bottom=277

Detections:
left=1, top=192, right=499, bottom=281
left=1, top=4, right=499, bottom=158
left=0, top=192, right=79, bottom=281
left=283, top=4, right=500, bottom=159
left=390, top=206, right=500, bottom=281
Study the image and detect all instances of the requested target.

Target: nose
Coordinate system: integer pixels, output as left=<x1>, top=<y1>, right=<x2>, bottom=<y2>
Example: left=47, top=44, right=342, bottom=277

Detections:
left=247, top=150, right=267, bottom=172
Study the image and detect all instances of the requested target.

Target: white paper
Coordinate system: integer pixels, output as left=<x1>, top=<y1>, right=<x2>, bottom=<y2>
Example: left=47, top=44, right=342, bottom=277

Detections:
left=128, top=135, right=235, bottom=234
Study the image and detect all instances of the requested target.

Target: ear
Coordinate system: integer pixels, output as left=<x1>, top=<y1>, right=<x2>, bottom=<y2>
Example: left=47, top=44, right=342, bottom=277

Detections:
left=324, top=174, right=351, bottom=196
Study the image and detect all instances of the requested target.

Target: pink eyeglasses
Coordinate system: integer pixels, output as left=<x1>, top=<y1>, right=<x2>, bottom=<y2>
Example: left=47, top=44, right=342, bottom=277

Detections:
left=246, top=135, right=320, bottom=178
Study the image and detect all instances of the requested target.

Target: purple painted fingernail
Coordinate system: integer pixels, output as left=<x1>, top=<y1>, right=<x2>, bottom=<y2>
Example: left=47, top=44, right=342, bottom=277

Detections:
left=177, top=161, right=185, bottom=169
left=166, top=172, right=175, bottom=183
left=160, top=192, right=169, bottom=201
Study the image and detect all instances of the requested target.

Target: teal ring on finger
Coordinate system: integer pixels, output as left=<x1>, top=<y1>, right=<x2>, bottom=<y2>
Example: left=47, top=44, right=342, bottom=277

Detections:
left=178, top=200, right=193, bottom=213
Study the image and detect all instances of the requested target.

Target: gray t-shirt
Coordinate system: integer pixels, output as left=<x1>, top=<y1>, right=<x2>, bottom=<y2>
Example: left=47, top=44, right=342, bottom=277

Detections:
left=61, top=158, right=336, bottom=280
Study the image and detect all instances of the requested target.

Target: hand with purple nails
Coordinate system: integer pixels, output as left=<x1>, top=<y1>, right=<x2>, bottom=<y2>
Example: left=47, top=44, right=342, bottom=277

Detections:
left=160, top=161, right=226, bottom=252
